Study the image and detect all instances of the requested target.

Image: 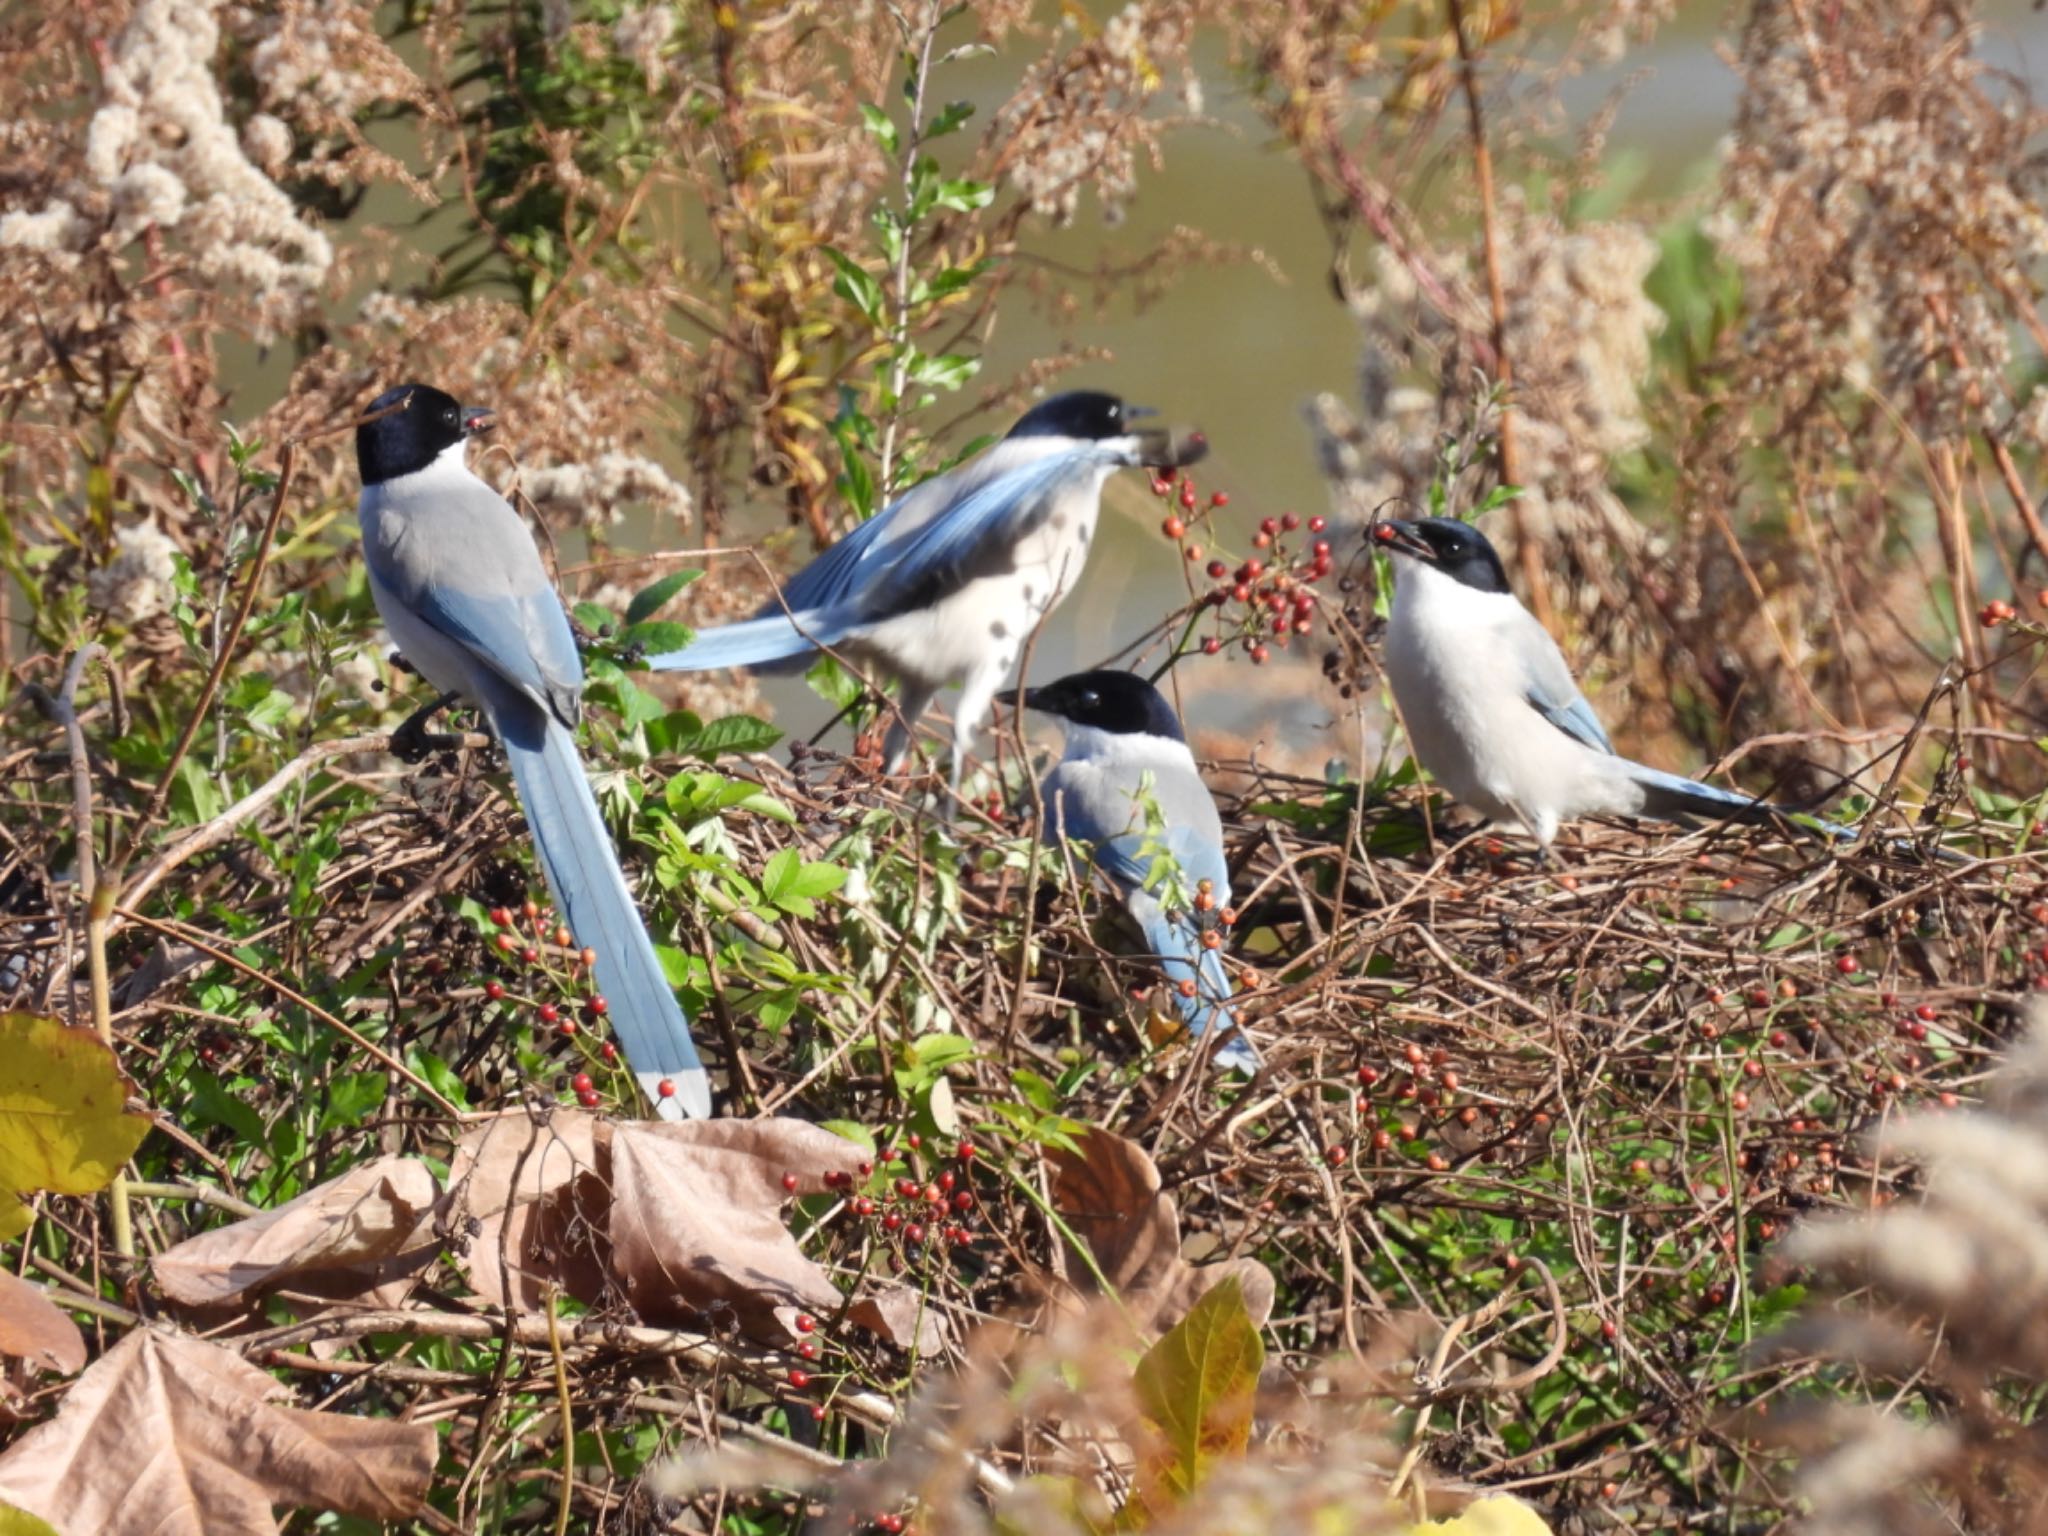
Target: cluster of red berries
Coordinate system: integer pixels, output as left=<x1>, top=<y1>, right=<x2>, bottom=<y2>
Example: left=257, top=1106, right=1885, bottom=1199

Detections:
left=1979, top=589, right=2048, bottom=628
left=480, top=898, right=637, bottom=1110
left=781, top=1133, right=983, bottom=1260
left=1149, top=469, right=1336, bottom=666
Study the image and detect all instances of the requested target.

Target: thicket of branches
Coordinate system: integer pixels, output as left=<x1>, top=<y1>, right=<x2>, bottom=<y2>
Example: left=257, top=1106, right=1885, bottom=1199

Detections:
left=6, top=1, right=2048, bottom=1533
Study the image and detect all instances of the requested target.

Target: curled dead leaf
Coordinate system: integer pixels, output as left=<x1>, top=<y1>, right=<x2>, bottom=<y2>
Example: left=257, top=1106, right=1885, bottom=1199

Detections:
left=153, top=1155, right=440, bottom=1309
left=609, top=1119, right=938, bottom=1349
left=0, top=1272, right=84, bottom=1379
left=0, top=1329, right=435, bottom=1535
left=1047, top=1125, right=1274, bottom=1333
left=445, top=1109, right=612, bottom=1311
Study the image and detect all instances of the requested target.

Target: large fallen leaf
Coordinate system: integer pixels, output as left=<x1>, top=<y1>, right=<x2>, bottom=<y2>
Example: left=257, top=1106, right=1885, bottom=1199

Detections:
left=0, top=1329, right=435, bottom=1535
left=445, top=1110, right=610, bottom=1311
left=0, top=1272, right=83, bottom=1378
left=153, top=1156, right=440, bottom=1308
left=1131, top=1276, right=1264, bottom=1514
left=1047, top=1126, right=1273, bottom=1331
left=0, top=1014, right=150, bottom=1239
left=1403, top=1495, right=1555, bottom=1535
left=610, top=1119, right=916, bottom=1345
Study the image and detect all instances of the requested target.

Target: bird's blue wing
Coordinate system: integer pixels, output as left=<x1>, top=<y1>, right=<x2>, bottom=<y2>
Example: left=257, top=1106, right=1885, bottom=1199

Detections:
left=414, top=582, right=584, bottom=700
left=1516, top=616, right=1615, bottom=755
left=770, top=501, right=908, bottom=616
left=871, top=446, right=1108, bottom=610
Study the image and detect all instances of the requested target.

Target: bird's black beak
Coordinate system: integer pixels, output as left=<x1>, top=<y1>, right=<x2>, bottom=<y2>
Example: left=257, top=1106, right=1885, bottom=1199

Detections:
left=1132, top=424, right=1209, bottom=470
left=999, top=685, right=1045, bottom=714
left=1371, top=519, right=1435, bottom=561
left=461, top=405, right=497, bottom=437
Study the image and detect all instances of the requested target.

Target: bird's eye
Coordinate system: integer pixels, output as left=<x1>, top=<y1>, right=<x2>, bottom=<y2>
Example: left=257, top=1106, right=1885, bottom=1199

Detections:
left=1079, top=690, right=1100, bottom=710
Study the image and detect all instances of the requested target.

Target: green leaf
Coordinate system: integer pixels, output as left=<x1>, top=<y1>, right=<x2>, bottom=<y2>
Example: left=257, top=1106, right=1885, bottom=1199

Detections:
left=933, top=177, right=994, bottom=213
left=185, top=1066, right=268, bottom=1151
left=760, top=847, right=801, bottom=904
left=662, top=712, right=784, bottom=761
left=926, top=100, right=975, bottom=138
left=625, top=568, right=701, bottom=625
left=171, top=759, right=224, bottom=824
left=819, top=1119, right=876, bottom=1156
left=617, top=620, right=694, bottom=655
left=572, top=601, right=615, bottom=635
left=858, top=102, right=899, bottom=156
left=408, top=1050, right=469, bottom=1111
left=1131, top=1278, right=1263, bottom=1509
left=825, top=247, right=884, bottom=323
left=320, top=1071, right=387, bottom=1132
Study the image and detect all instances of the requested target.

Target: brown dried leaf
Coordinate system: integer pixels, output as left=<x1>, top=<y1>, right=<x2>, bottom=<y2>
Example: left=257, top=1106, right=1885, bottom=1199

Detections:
left=0, top=1329, right=435, bottom=1535
left=1048, top=1126, right=1274, bottom=1333
left=0, top=1272, right=83, bottom=1378
left=152, top=1156, right=440, bottom=1309
left=609, top=1119, right=871, bottom=1342
left=848, top=1287, right=946, bottom=1356
left=446, top=1110, right=611, bottom=1312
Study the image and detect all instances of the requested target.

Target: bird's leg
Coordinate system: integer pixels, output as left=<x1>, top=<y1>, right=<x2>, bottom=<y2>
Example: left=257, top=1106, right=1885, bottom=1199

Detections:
left=881, top=684, right=937, bottom=779
left=945, top=668, right=1004, bottom=800
left=391, top=690, right=464, bottom=763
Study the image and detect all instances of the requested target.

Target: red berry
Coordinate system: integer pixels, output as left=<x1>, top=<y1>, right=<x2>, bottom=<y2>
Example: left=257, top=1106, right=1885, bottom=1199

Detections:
left=520, top=946, right=539, bottom=964
left=907, top=1133, right=921, bottom=1149
left=554, top=925, right=573, bottom=949
left=600, top=1041, right=617, bottom=1062
left=1250, top=644, right=1269, bottom=664
left=787, top=1368, right=810, bottom=1388
left=485, top=981, right=506, bottom=1001
left=1916, top=1003, right=1937, bottom=1021
left=1206, top=560, right=1228, bottom=579
left=1358, top=1065, right=1379, bottom=1086
left=1178, top=484, right=1196, bottom=510
left=781, top=1172, right=799, bottom=1193
left=572, top=1073, right=593, bottom=1092
left=577, top=1089, right=600, bottom=1107
left=905, top=1222, right=926, bottom=1244
left=952, top=1190, right=974, bottom=1211
left=1210, top=491, right=1230, bottom=508
left=795, top=1313, right=815, bottom=1333
left=798, top=1340, right=819, bottom=1360
left=883, top=1212, right=902, bottom=1231
left=490, top=907, right=512, bottom=928
left=1162, top=515, right=1187, bottom=539
left=1308, top=514, right=1327, bottom=532
left=539, top=1004, right=560, bottom=1025
left=1281, top=512, right=1301, bottom=531
left=496, top=933, right=518, bottom=953
left=580, top=947, right=597, bottom=968
left=1201, top=637, right=1222, bottom=655
left=1835, top=954, right=1858, bottom=975
left=588, top=996, right=609, bottom=1017
left=957, top=1141, right=977, bottom=1161
left=657, top=1078, right=675, bottom=1098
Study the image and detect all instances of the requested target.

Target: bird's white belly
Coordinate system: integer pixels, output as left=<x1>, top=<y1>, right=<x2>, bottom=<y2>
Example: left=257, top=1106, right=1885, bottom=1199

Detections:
left=1385, top=604, right=1591, bottom=838
left=851, top=491, right=1097, bottom=693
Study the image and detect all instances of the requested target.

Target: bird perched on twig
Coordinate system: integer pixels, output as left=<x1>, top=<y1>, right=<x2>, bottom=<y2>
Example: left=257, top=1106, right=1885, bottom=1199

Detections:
left=354, top=382, right=710, bottom=1120
left=1371, top=515, right=1852, bottom=853
left=643, top=392, right=1207, bottom=789
left=1009, top=669, right=1255, bottom=1071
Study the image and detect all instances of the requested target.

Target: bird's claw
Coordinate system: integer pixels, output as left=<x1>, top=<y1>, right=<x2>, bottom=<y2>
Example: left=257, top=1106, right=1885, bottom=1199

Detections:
left=390, top=691, right=463, bottom=764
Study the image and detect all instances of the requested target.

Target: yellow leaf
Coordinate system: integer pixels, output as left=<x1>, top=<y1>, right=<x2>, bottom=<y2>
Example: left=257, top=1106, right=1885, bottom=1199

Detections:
left=0, top=1014, right=150, bottom=1239
left=1130, top=1275, right=1262, bottom=1513
left=1404, top=1495, right=1555, bottom=1536
left=0, top=1502, right=61, bottom=1536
